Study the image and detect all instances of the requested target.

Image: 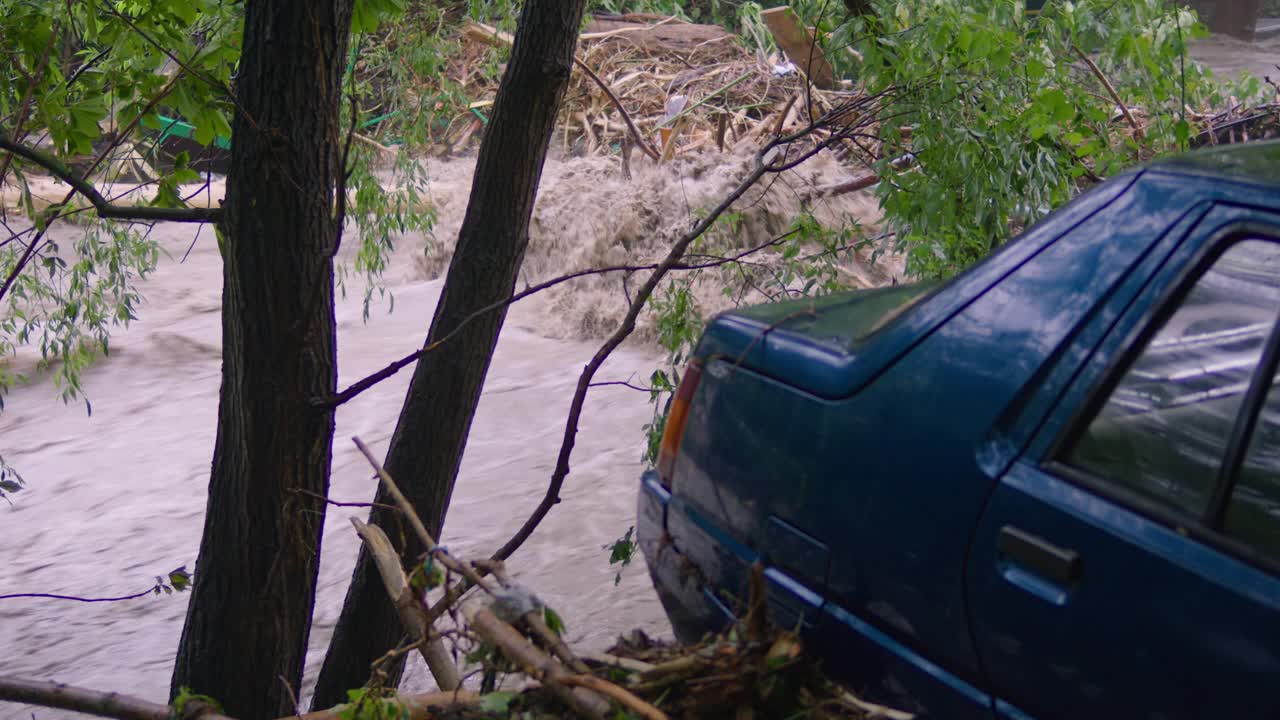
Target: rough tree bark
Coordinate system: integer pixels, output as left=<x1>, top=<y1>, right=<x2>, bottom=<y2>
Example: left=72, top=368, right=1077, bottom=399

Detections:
left=171, top=1, right=353, bottom=717
left=310, top=0, right=588, bottom=707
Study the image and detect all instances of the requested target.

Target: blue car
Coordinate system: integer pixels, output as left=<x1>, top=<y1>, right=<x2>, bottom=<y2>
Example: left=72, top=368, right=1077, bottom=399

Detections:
left=637, top=141, right=1280, bottom=720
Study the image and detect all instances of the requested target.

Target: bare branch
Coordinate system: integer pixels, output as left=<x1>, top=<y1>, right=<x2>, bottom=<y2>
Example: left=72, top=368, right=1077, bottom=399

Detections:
left=320, top=230, right=800, bottom=408
left=491, top=147, right=774, bottom=562
left=0, top=675, right=480, bottom=720
left=0, top=584, right=167, bottom=603
left=0, top=677, right=232, bottom=720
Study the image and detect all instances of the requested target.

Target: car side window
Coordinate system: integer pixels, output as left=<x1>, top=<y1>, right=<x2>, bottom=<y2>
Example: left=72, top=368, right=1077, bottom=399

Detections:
left=1064, top=238, right=1280, bottom=519
left=1225, top=384, right=1280, bottom=562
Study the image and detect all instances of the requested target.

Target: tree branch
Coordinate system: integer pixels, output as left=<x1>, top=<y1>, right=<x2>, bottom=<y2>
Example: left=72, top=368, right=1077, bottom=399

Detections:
left=320, top=230, right=801, bottom=408
left=491, top=150, right=774, bottom=562
left=1073, top=44, right=1142, bottom=138
left=0, top=675, right=479, bottom=720
left=0, top=588, right=160, bottom=603
left=489, top=89, right=888, bottom=560
left=0, top=677, right=232, bottom=720
left=0, top=133, right=221, bottom=223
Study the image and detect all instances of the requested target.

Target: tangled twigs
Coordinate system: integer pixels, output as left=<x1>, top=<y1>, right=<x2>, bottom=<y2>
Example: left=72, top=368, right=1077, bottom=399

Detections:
left=351, top=437, right=647, bottom=719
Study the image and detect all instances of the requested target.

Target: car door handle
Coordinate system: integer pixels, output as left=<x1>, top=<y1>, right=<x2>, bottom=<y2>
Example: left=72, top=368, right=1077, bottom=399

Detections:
left=997, top=526, right=1082, bottom=587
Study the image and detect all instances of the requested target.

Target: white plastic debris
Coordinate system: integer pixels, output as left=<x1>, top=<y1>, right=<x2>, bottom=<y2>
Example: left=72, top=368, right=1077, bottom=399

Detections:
left=490, top=583, right=544, bottom=623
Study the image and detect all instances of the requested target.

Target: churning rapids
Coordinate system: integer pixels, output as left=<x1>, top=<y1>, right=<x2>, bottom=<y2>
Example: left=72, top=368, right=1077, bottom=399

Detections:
left=2, top=34, right=1276, bottom=718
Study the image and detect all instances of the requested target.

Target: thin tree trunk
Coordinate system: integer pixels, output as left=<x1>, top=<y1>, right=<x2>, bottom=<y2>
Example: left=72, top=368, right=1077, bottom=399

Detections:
left=310, top=0, right=587, bottom=706
left=171, top=2, right=352, bottom=717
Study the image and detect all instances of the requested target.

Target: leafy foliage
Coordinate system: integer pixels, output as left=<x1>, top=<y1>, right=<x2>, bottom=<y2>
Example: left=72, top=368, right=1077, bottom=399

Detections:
left=172, top=687, right=224, bottom=717
left=0, top=0, right=431, bottom=415
left=605, top=526, right=637, bottom=586
left=338, top=688, right=410, bottom=720
left=838, top=0, right=1266, bottom=278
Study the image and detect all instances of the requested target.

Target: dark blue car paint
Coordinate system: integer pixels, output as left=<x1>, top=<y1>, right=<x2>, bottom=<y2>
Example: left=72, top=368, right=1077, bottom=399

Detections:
left=638, top=143, right=1280, bottom=720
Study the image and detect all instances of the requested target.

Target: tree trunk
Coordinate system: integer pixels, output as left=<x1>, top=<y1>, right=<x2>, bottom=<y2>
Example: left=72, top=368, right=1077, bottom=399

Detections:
left=171, top=2, right=352, bottom=718
left=309, top=0, right=587, bottom=707
left=1187, top=0, right=1263, bottom=39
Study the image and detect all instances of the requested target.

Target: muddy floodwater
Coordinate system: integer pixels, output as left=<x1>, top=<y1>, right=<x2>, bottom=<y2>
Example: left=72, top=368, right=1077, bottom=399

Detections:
left=0, top=214, right=674, bottom=713
left=1, top=35, right=1275, bottom=718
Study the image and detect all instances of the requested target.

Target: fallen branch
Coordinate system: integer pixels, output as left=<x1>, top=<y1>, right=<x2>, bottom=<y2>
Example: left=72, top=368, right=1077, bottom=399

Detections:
left=0, top=677, right=232, bottom=720
left=323, top=230, right=801, bottom=408
left=0, top=676, right=478, bottom=720
left=1073, top=45, right=1142, bottom=138
left=491, top=147, right=773, bottom=561
left=292, top=691, right=480, bottom=720
left=462, top=602, right=611, bottom=719
left=350, top=518, right=460, bottom=691
left=559, top=674, right=668, bottom=720
left=489, top=87, right=890, bottom=560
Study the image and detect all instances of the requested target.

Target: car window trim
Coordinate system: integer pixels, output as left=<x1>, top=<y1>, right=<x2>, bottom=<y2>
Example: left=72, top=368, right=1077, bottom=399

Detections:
left=1042, top=217, right=1280, bottom=577
left=1207, top=303, right=1280, bottom=529
left=1047, top=222, right=1279, bottom=462
left=1044, top=459, right=1280, bottom=577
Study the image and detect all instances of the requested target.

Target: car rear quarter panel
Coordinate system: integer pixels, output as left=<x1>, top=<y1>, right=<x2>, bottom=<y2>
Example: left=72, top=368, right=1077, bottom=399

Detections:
left=665, top=172, right=1214, bottom=711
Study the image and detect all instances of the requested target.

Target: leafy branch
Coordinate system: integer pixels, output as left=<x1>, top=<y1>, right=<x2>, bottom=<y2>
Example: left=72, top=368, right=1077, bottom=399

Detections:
left=0, top=134, right=221, bottom=224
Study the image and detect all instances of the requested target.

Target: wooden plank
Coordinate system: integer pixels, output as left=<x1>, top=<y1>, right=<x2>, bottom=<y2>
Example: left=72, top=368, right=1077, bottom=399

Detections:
left=760, top=6, right=837, bottom=90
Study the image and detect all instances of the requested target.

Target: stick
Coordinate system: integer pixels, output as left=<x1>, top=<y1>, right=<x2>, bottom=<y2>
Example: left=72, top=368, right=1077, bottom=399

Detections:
left=352, top=438, right=439, bottom=554
left=0, top=677, right=233, bottom=720
left=559, top=675, right=668, bottom=720
left=578, top=15, right=681, bottom=41
left=290, top=691, right=481, bottom=720
left=578, top=651, right=656, bottom=675
left=350, top=518, right=460, bottom=691
left=462, top=602, right=611, bottom=719
left=1073, top=45, right=1142, bottom=138
left=352, top=437, right=498, bottom=620
left=471, top=559, right=590, bottom=675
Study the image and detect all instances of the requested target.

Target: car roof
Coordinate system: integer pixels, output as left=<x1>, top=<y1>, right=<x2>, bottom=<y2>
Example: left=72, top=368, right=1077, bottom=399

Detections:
left=1150, top=139, right=1280, bottom=190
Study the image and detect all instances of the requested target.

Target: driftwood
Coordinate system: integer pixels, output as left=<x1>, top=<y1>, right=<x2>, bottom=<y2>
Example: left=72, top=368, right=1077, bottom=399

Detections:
left=464, top=20, right=661, bottom=160
left=350, top=518, right=460, bottom=691
left=760, top=6, right=837, bottom=90
left=463, top=602, right=613, bottom=719
left=0, top=677, right=233, bottom=720
left=0, top=677, right=479, bottom=720
left=351, top=436, right=659, bottom=720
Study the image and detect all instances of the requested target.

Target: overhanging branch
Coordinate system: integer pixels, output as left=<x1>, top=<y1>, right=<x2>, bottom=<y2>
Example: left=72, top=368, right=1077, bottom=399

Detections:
left=0, top=133, right=221, bottom=224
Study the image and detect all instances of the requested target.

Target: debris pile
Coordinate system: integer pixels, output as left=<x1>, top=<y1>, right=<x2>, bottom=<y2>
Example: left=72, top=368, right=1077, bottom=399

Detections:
left=332, top=438, right=914, bottom=720
left=434, top=12, right=862, bottom=164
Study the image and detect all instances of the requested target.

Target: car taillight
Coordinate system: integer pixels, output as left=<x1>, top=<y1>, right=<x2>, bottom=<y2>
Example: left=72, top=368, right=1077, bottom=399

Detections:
left=657, top=361, right=703, bottom=488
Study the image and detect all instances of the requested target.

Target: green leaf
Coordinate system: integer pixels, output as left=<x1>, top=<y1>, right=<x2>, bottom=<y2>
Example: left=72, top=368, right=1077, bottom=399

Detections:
left=543, top=605, right=566, bottom=637
left=478, top=691, right=516, bottom=716
left=168, top=566, right=192, bottom=592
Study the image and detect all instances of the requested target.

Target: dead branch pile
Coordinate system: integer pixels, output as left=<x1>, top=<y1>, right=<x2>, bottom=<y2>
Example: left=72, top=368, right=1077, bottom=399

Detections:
left=427, top=14, right=862, bottom=163
left=340, top=436, right=913, bottom=720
